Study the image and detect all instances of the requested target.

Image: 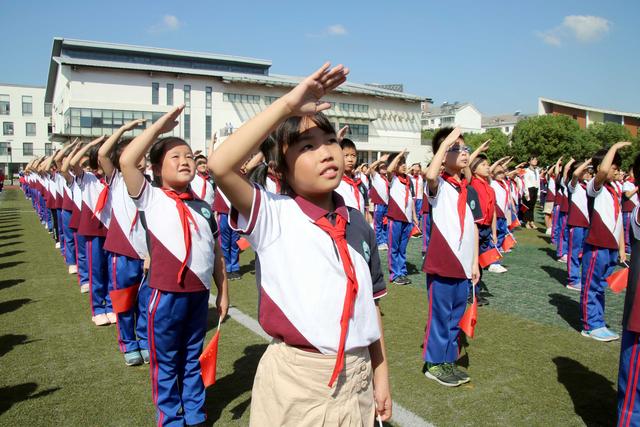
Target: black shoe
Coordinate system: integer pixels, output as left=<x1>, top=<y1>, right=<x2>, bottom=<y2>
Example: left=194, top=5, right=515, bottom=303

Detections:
left=227, top=272, right=241, bottom=281
left=476, top=295, right=490, bottom=306
left=393, top=276, right=410, bottom=285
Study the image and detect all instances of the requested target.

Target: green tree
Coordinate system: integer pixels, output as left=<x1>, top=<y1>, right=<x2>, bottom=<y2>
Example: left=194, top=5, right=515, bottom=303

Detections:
left=583, top=122, right=637, bottom=170
left=463, top=129, right=510, bottom=161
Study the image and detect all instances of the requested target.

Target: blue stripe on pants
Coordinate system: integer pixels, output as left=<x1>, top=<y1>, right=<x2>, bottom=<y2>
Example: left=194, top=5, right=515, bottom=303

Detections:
left=618, top=329, right=640, bottom=427
left=136, top=275, right=151, bottom=351
left=75, top=233, right=89, bottom=286
left=580, top=244, right=618, bottom=331
left=387, top=218, right=411, bottom=281
left=422, top=212, right=431, bottom=254
left=567, top=226, right=586, bottom=286
left=86, top=235, right=112, bottom=316
left=422, top=274, right=470, bottom=363
left=108, top=252, right=144, bottom=353
left=374, top=204, right=388, bottom=247
left=218, top=213, right=239, bottom=273
left=61, top=209, right=76, bottom=266
left=148, top=289, right=209, bottom=426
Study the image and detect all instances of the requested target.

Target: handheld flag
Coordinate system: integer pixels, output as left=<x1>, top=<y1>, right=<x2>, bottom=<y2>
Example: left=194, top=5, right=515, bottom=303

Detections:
left=109, top=284, right=140, bottom=314
left=519, top=204, right=529, bottom=213
left=200, top=319, right=221, bottom=388
left=478, top=247, right=502, bottom=269
left=508, top=218, right=521, bottom=231
left=607, top=266, right=629, bottom=294
left=411, top=225, right=422, bottom=237
left=236, top=238, right=251, bottom=252
left=502, top=233, right=516, bottom=252
left=459, top=285, right=478, bottom=338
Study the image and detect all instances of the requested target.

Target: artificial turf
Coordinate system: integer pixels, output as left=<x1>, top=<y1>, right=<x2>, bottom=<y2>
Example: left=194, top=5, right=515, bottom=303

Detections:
left=0, top=187, right=624, bottom=426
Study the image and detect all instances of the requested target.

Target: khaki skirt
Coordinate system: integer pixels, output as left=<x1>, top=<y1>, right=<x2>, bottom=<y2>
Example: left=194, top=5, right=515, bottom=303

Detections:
left=249, top=340, right=375, bottom=427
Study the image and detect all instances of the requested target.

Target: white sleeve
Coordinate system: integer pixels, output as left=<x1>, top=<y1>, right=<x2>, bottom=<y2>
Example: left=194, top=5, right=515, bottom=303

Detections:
left=427, top=176, right=444, bottom=205
left=131, top=179, right=157, bottom=211
left=229, top=184, right=282, bottom=251
left=586, top=178, right=602, bottom=198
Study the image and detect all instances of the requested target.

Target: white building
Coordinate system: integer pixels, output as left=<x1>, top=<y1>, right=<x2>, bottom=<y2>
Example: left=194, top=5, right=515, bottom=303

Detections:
left=481, top=113, right=530, bottom=135
left=0, top=84, right=53, bottom=176
left=421, top=102, right=483, bottom=134
left=46, top=38, right=429, bottom=166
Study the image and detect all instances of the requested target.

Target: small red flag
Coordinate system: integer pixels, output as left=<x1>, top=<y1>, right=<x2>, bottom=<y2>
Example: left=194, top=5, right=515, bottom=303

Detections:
left=508, top=218, right=521, bottom=231
left=383, top=216, right=388, bottom=226
left=478, top=247, right=502, bottom=269
left=200, top=322, right=221, bottom=388
left=607, top=268, right=629, bottom=293
left=519, top=204, right=529, bottom=213
left=502, top=234, right=516, bottom=252
left=236, top=238, right=250, bottom=252
left=459, top=290, right=478, bottom=338
left=109, top=284, right=139, bottom=314
left=411, top=225, right=422, bottom=237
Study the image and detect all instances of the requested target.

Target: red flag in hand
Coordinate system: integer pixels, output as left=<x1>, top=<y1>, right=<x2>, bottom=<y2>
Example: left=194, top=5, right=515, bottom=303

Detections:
left=411, top=225, right=422, bottom=237
left=236, top=238, right=250, bottom=252
left=459, top=288, right=478, bottom=338
left=109, top=284, right=139, bottom=314
left=502, top=234, right=516, bottom=252
left=607, top=267, right=629, bottom=294
left=478, top=247, right=502, bottom=269
left=200, top=321, right=221, bottom=388
left=508, top=218, right=521, bottom=231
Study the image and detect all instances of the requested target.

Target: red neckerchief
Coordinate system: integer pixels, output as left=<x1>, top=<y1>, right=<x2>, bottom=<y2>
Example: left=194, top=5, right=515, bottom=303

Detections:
left=395, top=173, right=411, bottom=208
left=197, top=172, right=209, bottom=200
left=267, top=173, right=281, bottom=193
left=313, top=214, right=358, bottom=388
left=93, top=176, right=110, bottom=218
left=605, top=183, right=621, bottom=224
left=471, top=176, right=494, bottom=224
left=129, top=211, right=139, bottom=236
left=161, top=188, right=199, bottom=284
left=342, top=174, right=363, bottom=210
left=442, top=172, right=468, bottom=243
left=412, top=174, right=422, bottom=194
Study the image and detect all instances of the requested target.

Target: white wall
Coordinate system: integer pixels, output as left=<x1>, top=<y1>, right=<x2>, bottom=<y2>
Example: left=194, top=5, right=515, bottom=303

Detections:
left=455, top=105, right=482, bottom=133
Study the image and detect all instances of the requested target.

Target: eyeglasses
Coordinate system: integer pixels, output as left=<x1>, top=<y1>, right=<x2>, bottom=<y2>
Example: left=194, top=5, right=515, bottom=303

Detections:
left=447, top=145, right=471, bottom=154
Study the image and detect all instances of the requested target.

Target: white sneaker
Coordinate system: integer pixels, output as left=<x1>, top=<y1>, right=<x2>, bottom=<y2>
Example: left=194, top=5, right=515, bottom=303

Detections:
left=92, top=313, right=110, bottom=326
left=378, top=244, right=388, bottom=251
left=55, top=242, right=61, bottom=249
left=68, top=265, right=78, bottom=274
left=488, top=264, right=508, bottom=273
left=106, top=312, right=117, bottom=324
left=557, top=255, right=567, bottom=263
left=545, top=228, right=552, bottom=236
left=80, top=284, right=90, bottom=293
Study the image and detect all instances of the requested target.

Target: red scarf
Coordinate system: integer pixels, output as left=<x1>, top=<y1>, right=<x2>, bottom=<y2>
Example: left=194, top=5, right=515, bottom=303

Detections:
left=412, top=174, right=422, bottom=194
left=605, top=183, right=621, bottom=224
left=161, top=188, right=199, bottom=284
left=197, top=173, right=209, bottom=200
left=442, top=172, right=468, bottom=243
left=471, top=176, right=494, bottom=225
left=93, top=177, right=109, bottom=218
left=395, top=174, right=411, bottom=209
left=314, top=214, right=359, bottom=388
left=342, top=175, right=362, bottom=210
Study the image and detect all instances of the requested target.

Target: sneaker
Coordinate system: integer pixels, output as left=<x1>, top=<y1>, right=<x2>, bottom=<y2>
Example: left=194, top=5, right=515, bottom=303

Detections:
left=124, top=350, right=143, bottom=366
left=450, top=364, right=471, bottom=384
left=140, top=349, right=150, bottom=364
left=80, top=284, right=90, bottom=293
left=557, top=255, right=567, bottom=263
left=581, top=327, right=619, bottom=342
left=566, top=283, right=582, bottom=292
left=92, top=313, right=110, bottom=326
left=106, top=312, right=117, bottom=324
left=227, top=271, right=241, bottom=281
left=545, top=228, right=552, bottom=236
left=55, top=242, right=61, bottom=249
left=68, top=265, right=78, bottom=275
left=378, top=244, right=388, bottom=251
left=393, top=276, right=411, bottom=285
left=488, top=264, right=507, bottom=273
left=425, top=363, right=460, bottom=387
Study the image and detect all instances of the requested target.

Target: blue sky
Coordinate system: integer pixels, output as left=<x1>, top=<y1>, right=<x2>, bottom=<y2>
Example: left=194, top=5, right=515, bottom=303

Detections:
left=1, top=0, right=638, bottom=115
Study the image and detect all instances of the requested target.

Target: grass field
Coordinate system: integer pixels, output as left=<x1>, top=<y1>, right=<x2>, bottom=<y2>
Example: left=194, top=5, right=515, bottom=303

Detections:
left=0, top=187, right=624, bottom=426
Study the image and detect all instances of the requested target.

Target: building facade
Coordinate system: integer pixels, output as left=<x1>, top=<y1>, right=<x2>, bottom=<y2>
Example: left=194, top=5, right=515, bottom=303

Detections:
left=46, top=38, right=429, bottom=166
left=421, top=102, right=483, bottom=134
left=0, top=84, right=52, bottom=176
left=538, top=97, right=640, bottom=137
left=482, top=113, right=530, bottom=135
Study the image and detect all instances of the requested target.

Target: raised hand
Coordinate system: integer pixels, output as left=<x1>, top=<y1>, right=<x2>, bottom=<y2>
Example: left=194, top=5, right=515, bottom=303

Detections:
left=154, top=105, right=185, bottom=134
left=337, top=125, right=349, bottom=142
left=280, top=63, right=349, bottom=117
left=121, top=118, right=146, bottom=132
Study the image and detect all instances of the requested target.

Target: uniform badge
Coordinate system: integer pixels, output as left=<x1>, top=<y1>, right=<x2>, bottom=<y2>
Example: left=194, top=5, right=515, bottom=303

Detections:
left=470, top=200, right=476, bottom=210
left=362, top=241, right=371, bottom=263
left=201, top=207, right=211, bottom=219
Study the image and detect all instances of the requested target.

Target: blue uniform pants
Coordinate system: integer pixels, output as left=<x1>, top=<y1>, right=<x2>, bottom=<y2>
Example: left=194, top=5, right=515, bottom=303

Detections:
left=136, top=276, right=151, bottom=351
left=478, top=225, right=500, bottom=266
left=75, top=232, right=89, bottom=286
left=567, top=226, right=587, bottom=286
left=422, top=212, right=431, bottom=255
left=148, top=289, right=209, bottom=426
left=61, top=209, right=76, bottom=265
left=374, top=204, right=388, bottom=247
left=496, top=217, right=508, bottom=250
left=108, top=252, right=144, bottom=353
left=580, top=244, right=618, bottom=331
left=218, top=213, right=239, bottom=273
left=551, top=205, right=560, bottom=245
left=618, top=329, right=640, bottom=427
left=56, top=209, right=64, bottom=254
left=422, top=274, right=470, bottom=363
left=415, top=199, right=423, bottom=225
left=556, top=211, right=569, bottom=258
left=387, top=218, right=411, bottom=281
left=86, top=235, right=112, bottom=316
left=623, top=212, right=632, bottom=254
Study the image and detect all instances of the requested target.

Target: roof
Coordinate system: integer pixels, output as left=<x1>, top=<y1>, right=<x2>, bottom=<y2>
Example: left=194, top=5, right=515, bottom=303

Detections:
left=0, top=83, right=45, bottom=89
left=482, top=114, right=530, bottom=127
left=46, top=37, right=427, bottom=103
left=424, top=102, right=478, bottom=116
left=539, top=97, right=640, bottom=119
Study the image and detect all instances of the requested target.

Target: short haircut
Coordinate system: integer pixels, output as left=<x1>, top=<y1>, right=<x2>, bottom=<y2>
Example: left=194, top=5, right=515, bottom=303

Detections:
left=110, top=137, right=134, bottom=171
left=149, top=137, right=189, bottom=166
left=470, top=154, right=488, bottom=173
left=87, top=143, right=103, bottom=170
left=340, top=138, right=356, bottom=151
left=592, top=148, right=621, bottom=171
left=432, top=127, right=464, bottom=153
left=194, top=154, right=207, bottom=163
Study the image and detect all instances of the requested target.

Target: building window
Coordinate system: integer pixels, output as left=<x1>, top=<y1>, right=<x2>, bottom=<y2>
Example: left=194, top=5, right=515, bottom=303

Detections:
left=205, top=86, right=212, bottom=140
left=166, top=83, right=174, bottom=106
left=264, top=96, right=278, bottom=105
left=0, top=142, right=8, bottom=155
left=22, top=96, right=33, bottom=115
left=223, top=93, right=261, bottom=104
left=64, top=108, right=163, bottom=137
left=0, top=95, right=9, bottom=115
left=45, top=143, right=53, bottom=156
left=338, top=103, right=369, bottom=113
left=441, top=116, right=454, bottom=124
left=504, top=126, right=510, bottom=133
left=184, top=85, right=191, bottom=140
left=23, top=142, right=33, bottom=156
left=152, top=82, right=159, bottom=105
left=338, top=123, right=369, bottom=142
left=44, top=102, right=52, bottom=117
left=26, top=122, right=36, bottom=136
left=3, top=122, right=13, bottom=136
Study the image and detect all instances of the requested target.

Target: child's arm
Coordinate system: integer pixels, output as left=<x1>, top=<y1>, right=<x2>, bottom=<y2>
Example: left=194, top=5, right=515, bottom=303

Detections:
left=552, top=156, right=563, bottom=178
left=571, top=159, right=592, bottom=187
left=368, top=154, right=390, bottom=178
left=120, top=106, right=185, bottom=196
left=243, top=152, right=265, bottom=175
left=369, top=306, right=392, bottom=422
left=98, top=119, right=146, bottom=179
left=386, top=148, right=407, bottom=176
left=59, top=141, right=81, bottom=184
left=594, top=141, right=632, bottom=190
left=212, top=240, right=229, bottom=320
left=69, top=136, right=106, bottom=176
left=491, top=210, right=498, bottom=244
left=425, top=127, right=462, bottom=194
left=337, top=125, right=349, bottom=142
left=469, top=139, right=490, bottom=164
left=209, top=63, right=348, bottom=218
left=562, top=158, right=575, bottom=183
left=472, top=225, right=480, bottom=285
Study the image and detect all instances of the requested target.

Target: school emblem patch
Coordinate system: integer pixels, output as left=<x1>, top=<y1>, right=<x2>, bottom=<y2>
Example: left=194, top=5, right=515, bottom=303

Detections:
left=470, top=200, right=476, bottom=210
left=201, top=207, right=211, bottom=219
left=362, top=241, right=371, bottom=263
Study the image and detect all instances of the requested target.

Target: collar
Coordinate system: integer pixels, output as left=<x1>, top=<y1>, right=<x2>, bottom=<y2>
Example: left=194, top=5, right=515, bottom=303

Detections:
left=292, top=191, right=350, bottom=223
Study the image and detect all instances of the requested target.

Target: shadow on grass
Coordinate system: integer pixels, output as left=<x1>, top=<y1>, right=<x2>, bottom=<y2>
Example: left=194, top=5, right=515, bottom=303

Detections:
left=0, top=279, right=24, bottom=291
left=407, top=262, right=420, bottom=275
left=548, top=293, right=582, bottom=331
left=0, top=242, right=20, bottom=250
left=204, top=343, right=267, bottom=425
left=239, top=258, right=256, bottom=276
left=538, top=246, right=559, bottom=261
left=0, top=383, right=61, bottom=416
left=553, top=356, right=616, bottom=427
left=0, top=334, right=40, bottom=357
left=0, top=261, right=24, bottom=270
left=0, top=234, right=22, bottom=241
left=0, top=298, right=32, bottom=316
left=0, top=250, right=25, bottom=258
left=541, top=265, right=569, bottom=286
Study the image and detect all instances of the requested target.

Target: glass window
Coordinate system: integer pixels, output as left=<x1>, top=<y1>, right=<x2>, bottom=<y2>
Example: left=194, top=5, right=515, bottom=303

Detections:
left=338, top=123, right=369, bottom=142
left=339, top=103, right=369, bottom=113
left=22, top=96, right=33, bottom=115
left=184, top=86, right=191, bottom=140
left=44, top=102, right=52, bottom=117
left=3, top=122, right=13, bottom=135
left=0, top=142, right=8, bottom=155
left=26, top=122, right=36, bottom=136
left=184, top=85, right=191, bottom=105
left=23, top=142, right=33, bottom=156
left=0, top=95, right=9, bottom=115
left=45, top=143, right=53, bottom=156
left=152, top=82, right=159, bottom=105
left=167, top=83, right=174, bottom=106
left=264, top=96, right=278, bottom=105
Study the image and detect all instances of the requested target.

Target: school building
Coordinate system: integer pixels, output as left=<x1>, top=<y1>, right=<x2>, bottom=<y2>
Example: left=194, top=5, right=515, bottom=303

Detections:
left=0, top=84, right=52, bottom=178
left=421, top=102, right=483, bottom=134
left=538, top=97, right=640, bottom=137
left=45, top=38, right=431, bottom=166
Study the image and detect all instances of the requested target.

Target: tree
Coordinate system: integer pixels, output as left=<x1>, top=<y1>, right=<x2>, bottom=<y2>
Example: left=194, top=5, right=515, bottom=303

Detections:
left=463, top=129, right=510, bottom=161
left=583, top=122, right=637, bottom=170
